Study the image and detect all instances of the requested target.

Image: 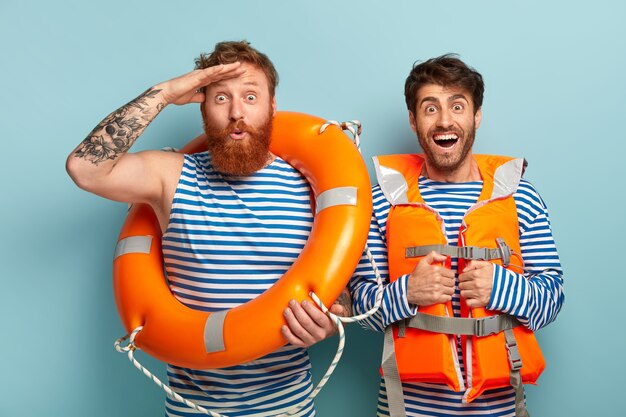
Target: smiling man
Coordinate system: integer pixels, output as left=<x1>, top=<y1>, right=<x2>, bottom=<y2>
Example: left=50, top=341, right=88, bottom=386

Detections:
left=351, top=55, right=564, bottom=416
left=67, top=40, right=349, bottom=417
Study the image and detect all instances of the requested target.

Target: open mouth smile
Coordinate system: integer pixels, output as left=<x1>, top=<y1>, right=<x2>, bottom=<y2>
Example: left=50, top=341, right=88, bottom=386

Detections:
left=433, top=132, right=459, bottom=148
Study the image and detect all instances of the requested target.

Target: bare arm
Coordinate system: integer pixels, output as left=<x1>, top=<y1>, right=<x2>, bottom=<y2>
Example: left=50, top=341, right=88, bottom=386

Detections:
left=66, top=62, right=245, bottom=206
left=67, top=87, right=172, bottom=205
left=73, top=87, right=165, bottom=166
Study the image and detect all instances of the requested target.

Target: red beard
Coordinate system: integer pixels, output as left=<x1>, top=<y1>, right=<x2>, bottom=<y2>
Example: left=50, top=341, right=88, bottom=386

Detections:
left=204, top=116, right=273, bottom=176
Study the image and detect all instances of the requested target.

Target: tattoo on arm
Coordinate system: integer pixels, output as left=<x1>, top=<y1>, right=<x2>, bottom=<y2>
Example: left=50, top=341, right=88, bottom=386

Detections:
left=74, top=88, right=165, bottom=165
left=333, top=287, right=353, bottom=316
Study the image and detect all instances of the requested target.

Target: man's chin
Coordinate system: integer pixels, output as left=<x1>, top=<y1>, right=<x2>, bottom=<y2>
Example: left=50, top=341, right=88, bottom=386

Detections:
left=211, top=150, right=271, bottom=176
left=205, top=116, right=273, bottom=176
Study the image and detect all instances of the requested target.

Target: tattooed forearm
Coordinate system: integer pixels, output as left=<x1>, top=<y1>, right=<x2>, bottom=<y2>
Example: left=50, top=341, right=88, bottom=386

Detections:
left=333, top=287, right=353, bottom=317
left=74, top=88, right=165, bottom=165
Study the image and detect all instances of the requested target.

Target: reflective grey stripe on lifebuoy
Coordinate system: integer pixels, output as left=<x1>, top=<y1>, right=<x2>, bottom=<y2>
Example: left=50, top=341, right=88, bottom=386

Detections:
left=315, top=186, right=358, bottom=215
left=204, top=310, right=228, bottom=353
left=114, top=236, right=153, bottom=260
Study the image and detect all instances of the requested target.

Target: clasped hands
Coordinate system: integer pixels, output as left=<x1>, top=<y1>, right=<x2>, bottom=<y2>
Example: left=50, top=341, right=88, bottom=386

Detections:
left=407, top=251, right=494, bottom=308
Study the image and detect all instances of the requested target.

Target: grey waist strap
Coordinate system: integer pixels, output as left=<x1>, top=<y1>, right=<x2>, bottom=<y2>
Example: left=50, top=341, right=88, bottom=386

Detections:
left=406, top=312, right=520, bottom=337
left=405, top=237, right=512, bottom=267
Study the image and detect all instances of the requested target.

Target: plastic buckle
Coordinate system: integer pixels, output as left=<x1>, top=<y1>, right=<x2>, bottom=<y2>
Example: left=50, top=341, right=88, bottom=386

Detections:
left=496, top=238, right=511, bottom=267
left=405, top=246, right=418, bottom=258
left=475, top=316, right=500, bottom=337
left=506, top=338, right=523, bottom=371
left=462, top=246, right=489, bottom=260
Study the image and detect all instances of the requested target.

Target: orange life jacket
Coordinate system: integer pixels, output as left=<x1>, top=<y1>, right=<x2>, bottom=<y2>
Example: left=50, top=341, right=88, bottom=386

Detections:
left=374, top=154, right=544, bottom=415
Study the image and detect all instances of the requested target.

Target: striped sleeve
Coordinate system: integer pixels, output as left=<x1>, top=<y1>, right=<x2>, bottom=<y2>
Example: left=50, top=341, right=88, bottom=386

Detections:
left=487, top=179, right=564, bottom=330
left=350, top=185, right=417, bottom=332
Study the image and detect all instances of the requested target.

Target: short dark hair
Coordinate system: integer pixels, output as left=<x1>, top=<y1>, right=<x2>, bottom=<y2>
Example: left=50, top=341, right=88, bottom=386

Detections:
left=195, top=40, right=278, bottom=97
left=404, top=54, right=484, bottom=114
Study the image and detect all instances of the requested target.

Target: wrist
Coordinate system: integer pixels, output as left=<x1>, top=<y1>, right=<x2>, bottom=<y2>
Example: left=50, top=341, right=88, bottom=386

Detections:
left=149, top=84, right=173, bottom=106
left=398, top=274, right=419, bottom=316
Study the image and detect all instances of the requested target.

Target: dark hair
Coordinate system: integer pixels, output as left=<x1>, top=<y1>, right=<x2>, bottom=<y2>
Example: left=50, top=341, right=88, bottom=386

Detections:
left=195, top=40, right=278, bottom=96
left=404, top=54, right=484, bottom=114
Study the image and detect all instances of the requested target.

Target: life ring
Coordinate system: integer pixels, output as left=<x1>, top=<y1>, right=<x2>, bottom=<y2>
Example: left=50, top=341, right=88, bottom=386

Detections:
left=113, top=111, right=372, bottom=369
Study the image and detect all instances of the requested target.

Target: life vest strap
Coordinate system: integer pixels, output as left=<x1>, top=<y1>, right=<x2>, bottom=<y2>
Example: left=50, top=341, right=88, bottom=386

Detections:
left=382, top=326, right=408, bottom=417
left=504, top=328, right=530, bottom=417
left=406, top=312, right=520, bottom=337
left=405, top=237, right=512, bottom=267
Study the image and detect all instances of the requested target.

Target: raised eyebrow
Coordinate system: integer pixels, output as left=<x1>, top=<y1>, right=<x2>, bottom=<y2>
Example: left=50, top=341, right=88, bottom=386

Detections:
left=419, top=94, right=470, bottom=107
left=449, top=94, right=469, bottom=103
left=419, top=96, right=440, bottom=107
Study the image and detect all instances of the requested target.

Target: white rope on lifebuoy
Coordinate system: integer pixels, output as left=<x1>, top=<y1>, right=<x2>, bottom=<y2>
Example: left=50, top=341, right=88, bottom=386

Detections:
left=114, top=119, right=384, bottom=416
left=115, top=327, right=227, bottom=417
left=282, top=247, right=384, bottom=416
left=320, top=120, right=362, bottom=149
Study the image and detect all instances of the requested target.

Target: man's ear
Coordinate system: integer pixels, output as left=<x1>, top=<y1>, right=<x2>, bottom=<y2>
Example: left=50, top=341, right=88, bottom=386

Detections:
left=474, top=107, right=482, bottom=129
left=271, top=96, right=277, bottom=116
left=200, top=101, right=206, bottom=125
left=408, top=110, right=417, bottom=133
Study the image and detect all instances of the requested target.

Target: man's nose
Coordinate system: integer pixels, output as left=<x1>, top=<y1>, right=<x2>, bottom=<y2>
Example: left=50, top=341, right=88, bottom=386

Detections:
left=229, top=99, right=244, bottom=121
left=436, top=108, right=453, bottom=128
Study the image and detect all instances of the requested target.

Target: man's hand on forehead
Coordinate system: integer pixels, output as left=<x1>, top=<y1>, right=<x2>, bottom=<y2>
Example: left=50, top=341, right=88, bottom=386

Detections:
left=195, top=62, right=247, bottom=91
left=155, top=62, right=246, bottom=106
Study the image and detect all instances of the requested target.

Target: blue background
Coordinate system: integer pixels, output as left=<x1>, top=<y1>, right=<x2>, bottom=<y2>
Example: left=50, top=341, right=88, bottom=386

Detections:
left=2, top=0, right=624, bottom=415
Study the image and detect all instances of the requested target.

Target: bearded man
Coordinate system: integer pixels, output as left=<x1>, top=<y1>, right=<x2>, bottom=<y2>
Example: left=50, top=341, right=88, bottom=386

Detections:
left=67, top=40, right=349, bottom=417
left=351, top=54, right=564, bottom=417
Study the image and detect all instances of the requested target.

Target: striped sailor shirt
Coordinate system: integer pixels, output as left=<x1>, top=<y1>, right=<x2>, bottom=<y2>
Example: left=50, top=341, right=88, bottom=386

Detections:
left=351, top=177, right=564, bottom=416
left=162, top=151, right=316, bottom=417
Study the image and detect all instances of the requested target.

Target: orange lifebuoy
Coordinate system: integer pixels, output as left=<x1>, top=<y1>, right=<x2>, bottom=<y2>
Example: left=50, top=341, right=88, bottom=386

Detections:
left=113, top=111, right=372, bottom=369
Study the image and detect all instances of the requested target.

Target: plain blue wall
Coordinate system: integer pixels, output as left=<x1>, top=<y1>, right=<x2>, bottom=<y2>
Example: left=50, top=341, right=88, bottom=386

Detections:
left=2, top=0, right=624, bottom=415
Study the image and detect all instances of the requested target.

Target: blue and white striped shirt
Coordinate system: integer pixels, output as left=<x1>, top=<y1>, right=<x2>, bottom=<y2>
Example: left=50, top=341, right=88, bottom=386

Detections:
left=162, top=152, right=316, bottom=417
left=351, top=177, right=564, bottom=416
